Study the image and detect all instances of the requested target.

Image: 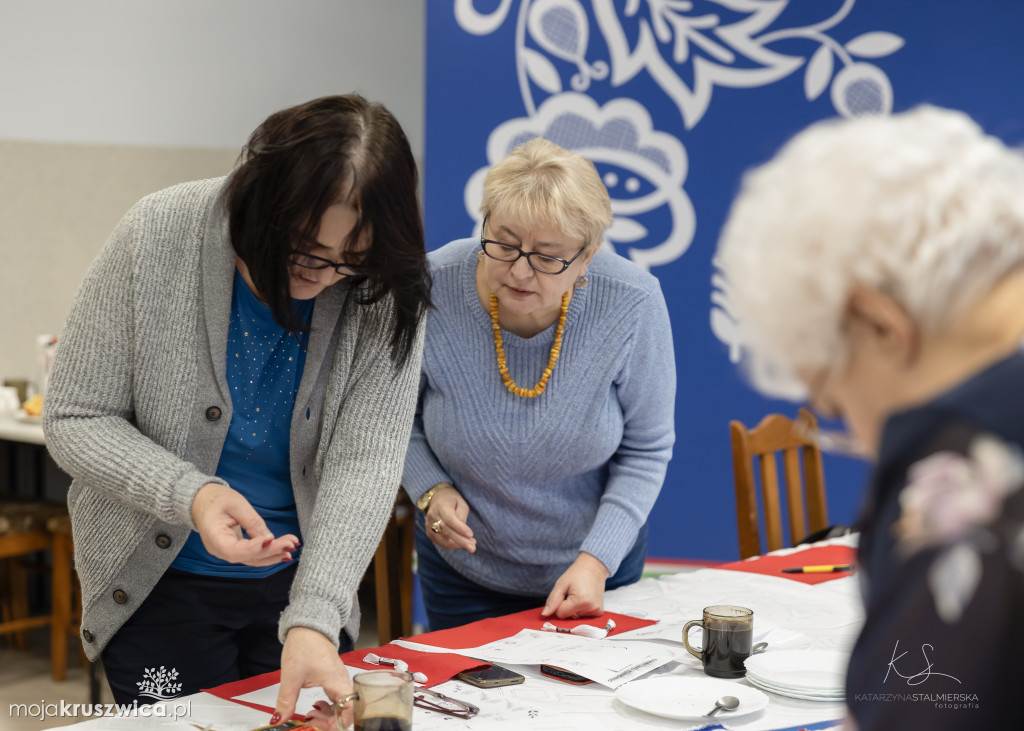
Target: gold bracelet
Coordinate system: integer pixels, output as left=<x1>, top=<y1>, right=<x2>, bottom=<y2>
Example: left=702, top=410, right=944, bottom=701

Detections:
left=416, top=482, right=453, bottom=514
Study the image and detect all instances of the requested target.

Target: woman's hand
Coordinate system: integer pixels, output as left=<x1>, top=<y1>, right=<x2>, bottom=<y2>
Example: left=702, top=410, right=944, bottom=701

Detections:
left=541, top=552, right=611, bottom=619
left=191, top=483, right=298, bottom=566
left=424, top=485, right=476, bottom=553
left=273, top=627, right=353, bottom=730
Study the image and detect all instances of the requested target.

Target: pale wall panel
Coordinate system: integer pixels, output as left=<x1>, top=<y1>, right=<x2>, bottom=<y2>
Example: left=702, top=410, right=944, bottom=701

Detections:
left=0, top=0, right=425, bottom=157
left=0, top=140, right=237, bottom=390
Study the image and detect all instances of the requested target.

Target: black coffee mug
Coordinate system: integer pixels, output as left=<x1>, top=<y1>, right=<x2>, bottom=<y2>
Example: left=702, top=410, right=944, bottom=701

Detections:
left=682, top=604, right=753, bottom=678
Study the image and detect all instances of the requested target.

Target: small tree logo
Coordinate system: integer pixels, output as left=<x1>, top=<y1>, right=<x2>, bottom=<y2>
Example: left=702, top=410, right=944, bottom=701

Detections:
left=137, top=666, right=183, bottom=700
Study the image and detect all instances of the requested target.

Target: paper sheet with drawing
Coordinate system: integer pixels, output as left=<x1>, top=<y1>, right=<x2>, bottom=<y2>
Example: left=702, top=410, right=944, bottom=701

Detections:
left=393, top=628, right=677, bottom=689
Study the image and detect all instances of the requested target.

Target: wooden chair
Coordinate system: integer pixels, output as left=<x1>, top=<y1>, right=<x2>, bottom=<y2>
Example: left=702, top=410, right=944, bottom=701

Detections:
left=46, top=513, right=79, bottom=681
left=730, top=409, right=829, bottom=560
left=0, top=500, right=73, bottom=680
left=371, top=490, right=415, bottom=644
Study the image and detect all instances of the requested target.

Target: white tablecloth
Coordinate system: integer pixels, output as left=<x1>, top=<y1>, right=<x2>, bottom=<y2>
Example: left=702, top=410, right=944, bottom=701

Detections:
left=0, top=413, right=45, bottom=446
left=60, top=537, right=862, bottom=731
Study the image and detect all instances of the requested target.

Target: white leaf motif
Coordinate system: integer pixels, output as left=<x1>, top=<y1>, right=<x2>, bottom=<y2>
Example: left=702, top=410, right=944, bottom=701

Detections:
left=523, top=48, right=563, bottom=94
left=928, top=543, right=982, bottom=624
left=710, top=307, right=742, bottom=364
left=845, top=31, right=905, bottom=58
left=607, top=216, right=648, bottom=243
left=804, top=44, right=833, bottom=101
left=455, top=0, right=514, bottom=35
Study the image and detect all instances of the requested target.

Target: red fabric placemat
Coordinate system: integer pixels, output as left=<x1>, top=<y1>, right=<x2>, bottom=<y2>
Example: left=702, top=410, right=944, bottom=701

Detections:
left=408, top=607, right=657, bottom=650
left=717, top=545, right=857, bottom=585
left=202, top=609, right=657, bottom=714
left=202, top=646, right=486, bottom=715
left=341, top=644, right=487, bottom=684
left=202, top=669, right=290, bottom=717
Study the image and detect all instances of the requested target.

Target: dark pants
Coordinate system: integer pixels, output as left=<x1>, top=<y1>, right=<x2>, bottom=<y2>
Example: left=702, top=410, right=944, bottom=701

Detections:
left=102, top=564, right=353, bottom=704
left=415, top=521, right=649, bottom=631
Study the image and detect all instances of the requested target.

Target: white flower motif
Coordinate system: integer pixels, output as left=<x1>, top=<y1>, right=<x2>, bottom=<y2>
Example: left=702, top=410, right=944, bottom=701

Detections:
left=895, top=434, right=1024, bottom=623
left=465, top=93, right=695, bottom=271
left=897, top=434, right=1024, bottom=549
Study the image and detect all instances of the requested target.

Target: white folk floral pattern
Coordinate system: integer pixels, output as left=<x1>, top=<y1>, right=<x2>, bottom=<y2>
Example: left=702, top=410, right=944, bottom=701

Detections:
left=452, top=0, right=904, bottom=283
left=895, top=434, right=1024, bottom=623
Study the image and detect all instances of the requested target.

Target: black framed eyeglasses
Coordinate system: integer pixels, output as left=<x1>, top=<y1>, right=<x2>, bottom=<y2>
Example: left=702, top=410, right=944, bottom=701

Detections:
left=289, top=248, right=368, bottom=277
left=479, top=218, right=585, bottom=275
left=412, top=687, right=480, bottom=719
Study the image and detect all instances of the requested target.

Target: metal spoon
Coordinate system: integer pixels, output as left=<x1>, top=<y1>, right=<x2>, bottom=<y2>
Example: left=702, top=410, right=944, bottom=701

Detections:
left=704, top=695, right=740, bottom=717
left=751, top=641, right=768, bottom=655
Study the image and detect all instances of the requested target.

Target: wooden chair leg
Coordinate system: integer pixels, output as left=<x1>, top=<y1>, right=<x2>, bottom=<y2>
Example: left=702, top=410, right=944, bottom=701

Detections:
left=399, top=509, right=414, bottom=638
left=0, top=559, right=25, bottom=648
left=374, top=516, right=406, bottom=645
left=9, top=558, right=30, bottom=650
left=51, top=532, right=72, bottom=681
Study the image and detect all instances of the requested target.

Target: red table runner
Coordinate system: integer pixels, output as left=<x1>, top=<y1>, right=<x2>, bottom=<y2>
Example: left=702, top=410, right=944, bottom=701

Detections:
left=408, top=607, right=657, bottom=649
left=716, top=544, right=857, bottom=585
left=204, top=608, right=656, bottom=716
left=203, top=646, right=485, bottom=716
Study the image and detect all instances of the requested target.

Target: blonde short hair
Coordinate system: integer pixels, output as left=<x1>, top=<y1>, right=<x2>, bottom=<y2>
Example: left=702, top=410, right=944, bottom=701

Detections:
left=480, top=137, right=613, bottom=248
left=716, top=106, right=1024, bottom=399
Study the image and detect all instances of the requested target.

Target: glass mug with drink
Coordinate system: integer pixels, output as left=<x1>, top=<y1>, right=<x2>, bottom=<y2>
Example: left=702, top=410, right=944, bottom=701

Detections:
left=335, top=670, right=413, bottom=731
left=682, top=605, right=754, bottom=678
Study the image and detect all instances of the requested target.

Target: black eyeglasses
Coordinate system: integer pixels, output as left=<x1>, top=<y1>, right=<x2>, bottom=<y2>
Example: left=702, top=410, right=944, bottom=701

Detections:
left=480, top=220, right=585, bottom=275
left=413, top=687, right=480, bottom=719
left=289, top=248, right=369, bottom=277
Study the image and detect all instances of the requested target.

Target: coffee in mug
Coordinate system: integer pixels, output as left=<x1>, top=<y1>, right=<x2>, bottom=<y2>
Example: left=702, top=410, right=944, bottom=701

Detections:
left=682, top=604, right=753, bottom=678
left=337, top=670, right=414, bottom=731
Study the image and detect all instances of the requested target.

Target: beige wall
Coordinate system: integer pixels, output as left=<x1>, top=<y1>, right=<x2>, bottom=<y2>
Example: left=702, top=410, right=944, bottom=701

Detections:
left=0, top=0, right=425, bottom=396
left=0, top=141, right=238, bottom=390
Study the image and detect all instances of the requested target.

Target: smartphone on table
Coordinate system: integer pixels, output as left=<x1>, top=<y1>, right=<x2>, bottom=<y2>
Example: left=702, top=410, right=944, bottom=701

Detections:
left=456, top=664, right=525, bottom=688
left=539, top=664, right=594, bottom=685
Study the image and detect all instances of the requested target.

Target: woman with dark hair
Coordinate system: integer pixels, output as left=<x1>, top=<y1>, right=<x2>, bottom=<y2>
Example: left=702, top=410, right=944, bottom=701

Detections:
left=43, top=95, right=430, bottom=722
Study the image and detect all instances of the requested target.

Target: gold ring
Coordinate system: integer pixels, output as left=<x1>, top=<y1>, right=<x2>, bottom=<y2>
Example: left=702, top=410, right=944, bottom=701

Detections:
left=431, top=519, right=444, bottom=534
left=334, top=692, right=359, bottom=711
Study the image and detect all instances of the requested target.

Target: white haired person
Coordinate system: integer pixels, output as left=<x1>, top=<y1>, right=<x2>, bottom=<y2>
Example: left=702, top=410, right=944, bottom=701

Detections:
left=717, top=106, right=1024, bottom=730
left=403, top=138, right=676, bottom=629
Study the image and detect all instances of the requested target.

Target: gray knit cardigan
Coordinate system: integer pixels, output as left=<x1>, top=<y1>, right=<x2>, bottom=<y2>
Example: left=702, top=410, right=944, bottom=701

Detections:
left=43, top=177, right=424, bottom=660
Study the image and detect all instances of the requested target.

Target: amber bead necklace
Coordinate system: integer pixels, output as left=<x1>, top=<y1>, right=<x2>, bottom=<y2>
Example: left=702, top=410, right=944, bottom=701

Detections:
left=489, top=290, right=570, bottom=398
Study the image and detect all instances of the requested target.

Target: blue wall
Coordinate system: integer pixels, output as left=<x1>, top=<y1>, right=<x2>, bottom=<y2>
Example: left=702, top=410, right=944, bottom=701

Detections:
left=423, top=0, right=1024, bottom=561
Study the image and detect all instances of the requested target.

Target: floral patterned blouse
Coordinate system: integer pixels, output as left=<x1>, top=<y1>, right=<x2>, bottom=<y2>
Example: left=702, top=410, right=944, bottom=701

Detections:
left=846, top=349, right=1024, bottom=729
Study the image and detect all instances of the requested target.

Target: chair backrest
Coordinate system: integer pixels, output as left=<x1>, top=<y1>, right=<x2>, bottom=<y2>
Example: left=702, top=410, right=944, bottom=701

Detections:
left=729, top=409, right=829, bottom=559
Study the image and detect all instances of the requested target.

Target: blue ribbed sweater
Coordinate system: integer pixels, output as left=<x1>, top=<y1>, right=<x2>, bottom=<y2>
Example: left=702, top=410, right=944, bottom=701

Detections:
left=403, top=238, right=676, bottom=596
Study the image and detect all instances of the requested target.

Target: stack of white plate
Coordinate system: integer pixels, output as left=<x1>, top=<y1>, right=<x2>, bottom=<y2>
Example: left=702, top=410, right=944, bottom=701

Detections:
left=744, top=650, right=847, bottom=701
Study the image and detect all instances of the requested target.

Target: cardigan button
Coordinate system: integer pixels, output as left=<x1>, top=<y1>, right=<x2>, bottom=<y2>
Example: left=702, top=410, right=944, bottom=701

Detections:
left=205, top=406, right=222, bottom=421
left=155, top=534, right=172, bottom=549
left=82, top=629, right=94, bottom=643
left=112, top=589, right=128, bottom=604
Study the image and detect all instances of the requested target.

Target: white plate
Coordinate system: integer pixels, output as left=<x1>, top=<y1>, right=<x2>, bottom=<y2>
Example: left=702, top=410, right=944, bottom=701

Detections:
left=757, top=627, right=814, bottom=651
left=13, top=410, right=41, bottom=424
left=616, top=676, right=770, bottom=722
left=747, top=675, right=845, bottom=702
left=746, top=674, right=844, bottom=696
left=744, top=650, right=847, bottom=693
